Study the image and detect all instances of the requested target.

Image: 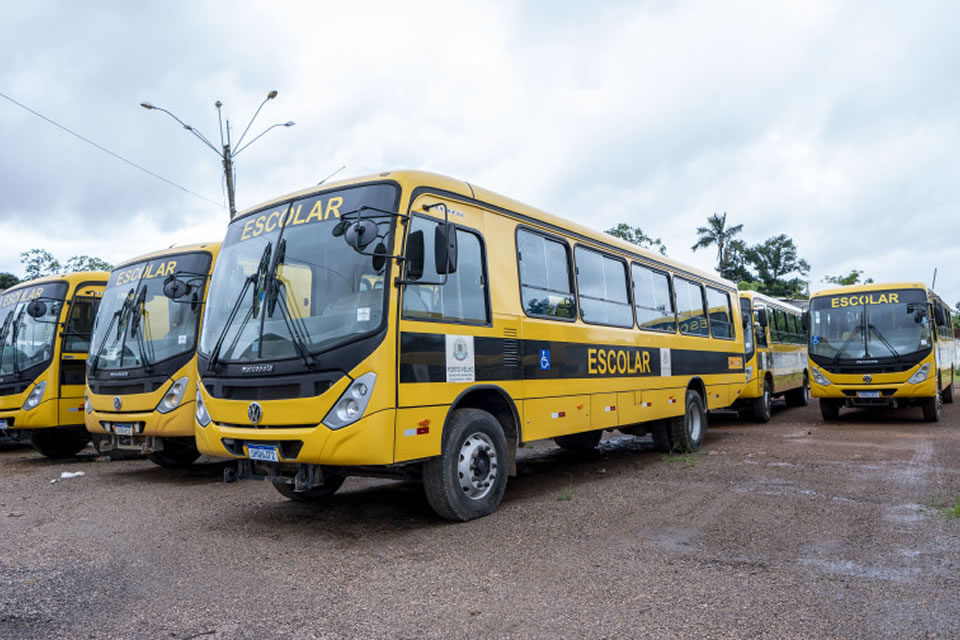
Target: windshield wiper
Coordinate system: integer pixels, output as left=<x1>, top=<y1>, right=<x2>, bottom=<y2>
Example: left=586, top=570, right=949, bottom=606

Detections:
left=89, top=289, right=136, bottom=374
left=8, top=306, right=26, bottom=375
left=263, top=238, right=316, bottom=369
left=208, top=243, right=272, bottom=371
left=867, top=323, right=902, bottom=361
left=832, top=323, right=864, bottom=364
left=0, top=310, right=14, bottom=370
left=129, top=286, right=154, bottom=373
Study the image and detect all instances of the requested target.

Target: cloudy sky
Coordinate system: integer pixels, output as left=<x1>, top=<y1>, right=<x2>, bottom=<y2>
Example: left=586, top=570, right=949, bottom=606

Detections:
left=2, top=1, right=958, bottom=306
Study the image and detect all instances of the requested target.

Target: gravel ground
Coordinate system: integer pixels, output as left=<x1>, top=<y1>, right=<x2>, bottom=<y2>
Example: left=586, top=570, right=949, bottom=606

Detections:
left=1, top=399, right=959, bottom=640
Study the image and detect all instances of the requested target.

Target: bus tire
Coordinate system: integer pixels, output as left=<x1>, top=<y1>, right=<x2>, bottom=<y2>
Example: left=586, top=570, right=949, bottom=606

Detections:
left=554, top=429, right=602, bottom=452
left=148, top=439, right=201, bottom=468
left=665, top=389, right=707, bottom=453
left=423, top=408, right=508, bottom=521
left=943, top=370, right=955, bottom=404
left=752, top=378, right=773, bottom=423
left=922, top=394, right=942, bottom=423
left=820, top=399, right=840, bottom=421
left=650, top=420, right=673, bottom=453
left=273, top=474, right=346, bottom=502
left=30, top=427, right=90, bottom=459
left=785, top=374, right=810, bottom=408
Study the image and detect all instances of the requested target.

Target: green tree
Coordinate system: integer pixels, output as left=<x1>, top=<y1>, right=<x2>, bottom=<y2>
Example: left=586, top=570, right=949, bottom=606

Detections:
left=745, top=234, right=810, bottom=298
left=20, top=249, right=62, bottom=280
left=954, top=302, right=960, bottom=329
left=823, top=269, right=873, bottom=286
left=691, top=212, right=744, bottom=274
left=606, top=223, right=667, bottom=255
left=721, top=238, right=754, bottom=283
left=20, top=249, right=112, bottom=280
left=64, top=255, right=113, bottom=272
left=0, top=273, right=19, bottom=289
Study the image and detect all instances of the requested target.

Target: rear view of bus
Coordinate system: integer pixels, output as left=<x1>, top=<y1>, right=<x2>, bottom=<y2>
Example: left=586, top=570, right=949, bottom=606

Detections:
left=0, top=272, right=107, bottom=458
left=85, top=243, right=219, bottom=466
left=806, top=283, right=957, bottom=422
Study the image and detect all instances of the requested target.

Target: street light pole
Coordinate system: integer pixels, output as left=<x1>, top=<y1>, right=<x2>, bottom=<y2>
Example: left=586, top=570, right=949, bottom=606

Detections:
left=140, top=91, right=294, bottom=219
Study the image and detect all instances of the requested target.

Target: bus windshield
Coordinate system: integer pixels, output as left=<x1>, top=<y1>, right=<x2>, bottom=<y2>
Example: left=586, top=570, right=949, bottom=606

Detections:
left=90, top=252, right=212, bottom=372
left=809, top=289, right=931, bottom=361
left=199, top=183, right=398, bottom=364
left=0, top=282, right=68, bottom=377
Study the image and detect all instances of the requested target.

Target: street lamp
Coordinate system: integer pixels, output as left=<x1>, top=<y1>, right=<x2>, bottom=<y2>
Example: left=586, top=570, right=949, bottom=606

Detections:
left=140, top=91, right=295, bottom=218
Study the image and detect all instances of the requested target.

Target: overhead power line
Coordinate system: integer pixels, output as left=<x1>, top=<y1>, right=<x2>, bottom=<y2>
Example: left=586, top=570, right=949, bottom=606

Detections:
left=0, top=90, right=224, bottom=209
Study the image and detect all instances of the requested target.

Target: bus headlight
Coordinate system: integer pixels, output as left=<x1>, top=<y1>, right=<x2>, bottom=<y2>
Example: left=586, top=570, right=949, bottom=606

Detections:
left=156, top=376, right=190, bottom=414
left=811, top=368, right=830, bottom=386
left=323, top=372, right=376, bottom=430
left=908, top=363, right=931, bottom=385
left=745, top=366, right=753, bottom=382
left=196, top=384, right=211, bottom=427
left=85, top=392, right=93, bottom=414
left=24, top=381, right=47, bottom=411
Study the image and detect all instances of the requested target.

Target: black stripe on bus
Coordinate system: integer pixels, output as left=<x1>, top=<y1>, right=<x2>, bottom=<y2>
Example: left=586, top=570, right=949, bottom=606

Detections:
left=399, top=332, right=743, bottom=384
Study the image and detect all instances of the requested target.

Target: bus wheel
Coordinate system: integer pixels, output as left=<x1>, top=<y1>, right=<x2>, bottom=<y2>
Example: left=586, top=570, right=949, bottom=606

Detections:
left=943, top=370, right=955, bottom=404
left=148, top=439, right=201, bottom=468
left=554, top=429, right=602, bottom=452
left=922, top=393, right=942, bottom=423
left=30, top=427, right=90, bottom=459
left=665, top=389, right=707, bottom=453
left=423, top=408, right=508, bottom=521
left=273, top=474, right=346, bottom=502
left=752, top=379, right=773, bottom=423
left=786, top=374, right=810, bottom=408
left=819, top=399, right=840, bottom=421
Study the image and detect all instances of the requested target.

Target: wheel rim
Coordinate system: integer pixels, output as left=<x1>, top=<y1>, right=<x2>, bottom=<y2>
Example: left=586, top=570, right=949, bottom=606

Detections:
left=457, top=432, right=498, bottom=500
left=687, top=402, right=703, bottom=441
left=804, top=378, right=810, bottom=402
left=764, top=384, right=771, bottom=416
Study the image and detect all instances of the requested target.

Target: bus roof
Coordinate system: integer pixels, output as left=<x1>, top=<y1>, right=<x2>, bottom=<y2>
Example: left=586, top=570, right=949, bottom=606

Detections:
left=1, top=271, right=110, bottom=293
left=738, top=290, right=803, bottom=313
left=235, top=170, right=735, bottom=289
left=113, top=242, right=222, bottom=271
left=810, top=282, right=928, bottom=298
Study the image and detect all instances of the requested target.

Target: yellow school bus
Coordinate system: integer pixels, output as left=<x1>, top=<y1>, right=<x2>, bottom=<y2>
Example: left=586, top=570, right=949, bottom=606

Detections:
left=0, top=272, right=107, bottom=458
left=806, top=282, right=957, bottom=421
left=195, top=170, right=746, bottom=520
left=85, top=243, right=219, bottom=466
left=734, top=291, right=808, bottom=421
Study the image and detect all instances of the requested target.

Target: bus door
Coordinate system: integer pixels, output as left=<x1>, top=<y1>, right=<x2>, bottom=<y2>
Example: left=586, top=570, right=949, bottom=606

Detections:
left=59, top=290, right=102, bottom=422
left=740, top=296, right=754, bottom=376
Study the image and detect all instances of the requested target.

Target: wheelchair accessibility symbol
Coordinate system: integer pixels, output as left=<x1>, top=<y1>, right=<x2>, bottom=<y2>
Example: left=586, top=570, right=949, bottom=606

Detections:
left=539, top=349, right=551, bottom=370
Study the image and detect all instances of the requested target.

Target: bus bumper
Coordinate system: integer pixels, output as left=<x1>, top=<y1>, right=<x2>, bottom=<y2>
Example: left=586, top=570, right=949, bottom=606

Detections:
left=195, top=408, right=396, bottom=466
left=811, top=374, right=938, bottom=407
left=87, top=402, right=196, bottom=453
left=0, top=398, right=59, bottom=430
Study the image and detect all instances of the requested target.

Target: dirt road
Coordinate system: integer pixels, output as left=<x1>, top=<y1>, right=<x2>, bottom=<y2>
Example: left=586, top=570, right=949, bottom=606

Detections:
left=2, top=401, right=959, bottom=639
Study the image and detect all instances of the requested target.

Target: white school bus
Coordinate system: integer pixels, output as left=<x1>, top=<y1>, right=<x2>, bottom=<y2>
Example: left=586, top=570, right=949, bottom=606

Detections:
left=194, top=170, right=747, bottom=520
left=734, top=291, right=808, bottom=421
left=85, top=243, right=219, bottom=466
left=806, top=282, right=957, bottom=421
left=0, top=272, right=107, bottom=458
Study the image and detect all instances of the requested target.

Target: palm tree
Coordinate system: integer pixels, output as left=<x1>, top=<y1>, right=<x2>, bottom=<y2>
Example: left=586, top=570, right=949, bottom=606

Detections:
left=691, top=212, right=744, bottom=273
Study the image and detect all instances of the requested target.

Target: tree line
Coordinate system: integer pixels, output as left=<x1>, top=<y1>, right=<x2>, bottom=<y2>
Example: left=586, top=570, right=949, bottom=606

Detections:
left=0, top=249, right=112, bottom=290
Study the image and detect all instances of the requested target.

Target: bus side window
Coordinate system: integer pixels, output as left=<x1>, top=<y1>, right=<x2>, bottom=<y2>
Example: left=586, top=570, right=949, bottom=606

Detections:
left=63, top=296, right=100, bottom=353
left=403, top=216, right=488, bottom=324
left=754, top=308, right=768, bottom=347
left=574, top=246, right=633, bottom=328
left=674, top=278, right=709, bottom=336
left=631, top=263, right=676, bottom=333
left=705, top=286, right=733, bottom=339
left=517, top=229, right=576, bottom=320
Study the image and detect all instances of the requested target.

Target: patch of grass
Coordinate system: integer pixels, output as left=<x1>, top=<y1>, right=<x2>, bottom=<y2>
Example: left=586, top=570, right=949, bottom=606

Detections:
left=662, top=451, right=699, bottom=468
left=940, top=496, right=960, bottom=520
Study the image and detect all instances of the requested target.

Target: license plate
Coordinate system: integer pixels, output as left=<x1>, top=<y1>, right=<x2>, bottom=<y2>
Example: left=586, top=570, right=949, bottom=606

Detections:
left=247, top=444, right=280, bottom=462
left=114, top=423, right=134, bottom=436
left=0, top=419, right=7, bottom=430
left=857, top=391, right=881, bottom=398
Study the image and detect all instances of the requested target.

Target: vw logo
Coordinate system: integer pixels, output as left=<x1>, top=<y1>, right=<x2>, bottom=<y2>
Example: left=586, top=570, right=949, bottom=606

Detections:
left=248, top=402, right=263, bottom=425
left=113, top=396, right=122, bottom=410
left=863, top=374, right=873, bottom=383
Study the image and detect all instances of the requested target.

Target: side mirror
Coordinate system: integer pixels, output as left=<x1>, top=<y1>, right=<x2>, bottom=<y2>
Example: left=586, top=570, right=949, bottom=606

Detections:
left=741, top=309, right=751, bottom=328
left=163, top=274, right=191, bottom=300
left=26, top=300, right=47, bottom=318
left=801, top=310, right=810, bottom=332
left=756, top=308, right=768, bottom=328
left=345, top=220, right=379, bottom=251
left=934, top=306, right=946, bottom=327
left=434, top=223, right=458, bottom=275
left=406, top=230, right=425, bottom=280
